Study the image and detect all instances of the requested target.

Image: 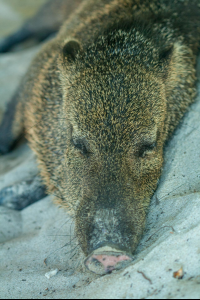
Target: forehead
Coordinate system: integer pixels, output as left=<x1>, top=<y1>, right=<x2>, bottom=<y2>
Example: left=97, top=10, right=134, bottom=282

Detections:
left=64, top=27, right=167, bottom=145
left=67, top=67, right=164, bottom=142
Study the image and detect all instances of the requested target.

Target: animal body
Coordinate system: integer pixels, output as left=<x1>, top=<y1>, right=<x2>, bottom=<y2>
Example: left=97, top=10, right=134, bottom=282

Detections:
left=0, top=0, right=200, bottom=275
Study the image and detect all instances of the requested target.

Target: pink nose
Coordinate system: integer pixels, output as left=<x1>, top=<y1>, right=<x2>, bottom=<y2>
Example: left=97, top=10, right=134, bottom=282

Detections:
left=85, top=247, right=133, bottom=275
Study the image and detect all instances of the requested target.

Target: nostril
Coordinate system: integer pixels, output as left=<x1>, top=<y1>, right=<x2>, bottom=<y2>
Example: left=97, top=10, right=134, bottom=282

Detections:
left=91, top=254, right=131, bottom=273
left=85, top=247, right=133, bottom=275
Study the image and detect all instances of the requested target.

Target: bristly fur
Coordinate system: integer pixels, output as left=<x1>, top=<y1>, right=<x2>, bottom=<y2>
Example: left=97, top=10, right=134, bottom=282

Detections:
left=0, top=0, right=200, bottom=258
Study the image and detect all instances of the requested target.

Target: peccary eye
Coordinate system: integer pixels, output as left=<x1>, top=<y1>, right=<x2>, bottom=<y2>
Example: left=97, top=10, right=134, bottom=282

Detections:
left=72, top=138, right=89, bottom=156
left=138, top=142, right=157, bottom=158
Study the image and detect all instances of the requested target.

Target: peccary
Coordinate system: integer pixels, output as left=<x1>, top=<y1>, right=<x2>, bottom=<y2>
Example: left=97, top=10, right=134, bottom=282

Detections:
left=0, top=0, right=200, bottom=275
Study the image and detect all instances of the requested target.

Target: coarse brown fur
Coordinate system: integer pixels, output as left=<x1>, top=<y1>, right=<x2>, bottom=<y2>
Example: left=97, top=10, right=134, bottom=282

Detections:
left=0, top=0, right=200, bottom=268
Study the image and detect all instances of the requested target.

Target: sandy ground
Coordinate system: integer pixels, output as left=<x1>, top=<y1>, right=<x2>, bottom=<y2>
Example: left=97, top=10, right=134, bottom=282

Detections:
left=0, top=1, right=200, bottom=299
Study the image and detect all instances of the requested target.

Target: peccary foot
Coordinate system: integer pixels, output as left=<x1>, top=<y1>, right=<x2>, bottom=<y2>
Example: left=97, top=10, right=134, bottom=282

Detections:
left=0, top=176, right=47, bottom=210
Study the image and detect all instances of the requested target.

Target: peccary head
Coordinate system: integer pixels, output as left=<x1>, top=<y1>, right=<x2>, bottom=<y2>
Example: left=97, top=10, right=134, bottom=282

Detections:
left=58, top=23, right=196, bottom=274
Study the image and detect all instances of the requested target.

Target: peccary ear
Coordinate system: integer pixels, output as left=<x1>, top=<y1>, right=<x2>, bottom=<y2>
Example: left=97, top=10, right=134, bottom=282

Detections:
left=159, top=45, right=173, bottom=62
left=160, top=42, right=190, bottom=89
left=158, top=44, right=174, bottom=80
left=62, top=40, right=81, bottom=63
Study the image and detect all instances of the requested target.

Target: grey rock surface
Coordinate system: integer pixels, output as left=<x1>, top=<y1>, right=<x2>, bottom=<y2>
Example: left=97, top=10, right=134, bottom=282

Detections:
left=0, top=1, right=200, bottom=299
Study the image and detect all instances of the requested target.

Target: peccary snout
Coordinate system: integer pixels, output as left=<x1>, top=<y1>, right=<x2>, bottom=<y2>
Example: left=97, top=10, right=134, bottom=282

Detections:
left=76, top=200, right=147, bottom=274
left=85, top=246, right=133, bottom=275
left=84, top=210, right=134, bottom=275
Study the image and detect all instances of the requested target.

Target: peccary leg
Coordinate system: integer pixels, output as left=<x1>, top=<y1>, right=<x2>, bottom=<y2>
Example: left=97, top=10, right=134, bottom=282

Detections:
left=0, top=105, right=48, bottom=209
left=0, top=176, right=47, bottom=211
left=0, top=91, right=24, bottom=154
left=0, top=0, right=83, bottom=53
